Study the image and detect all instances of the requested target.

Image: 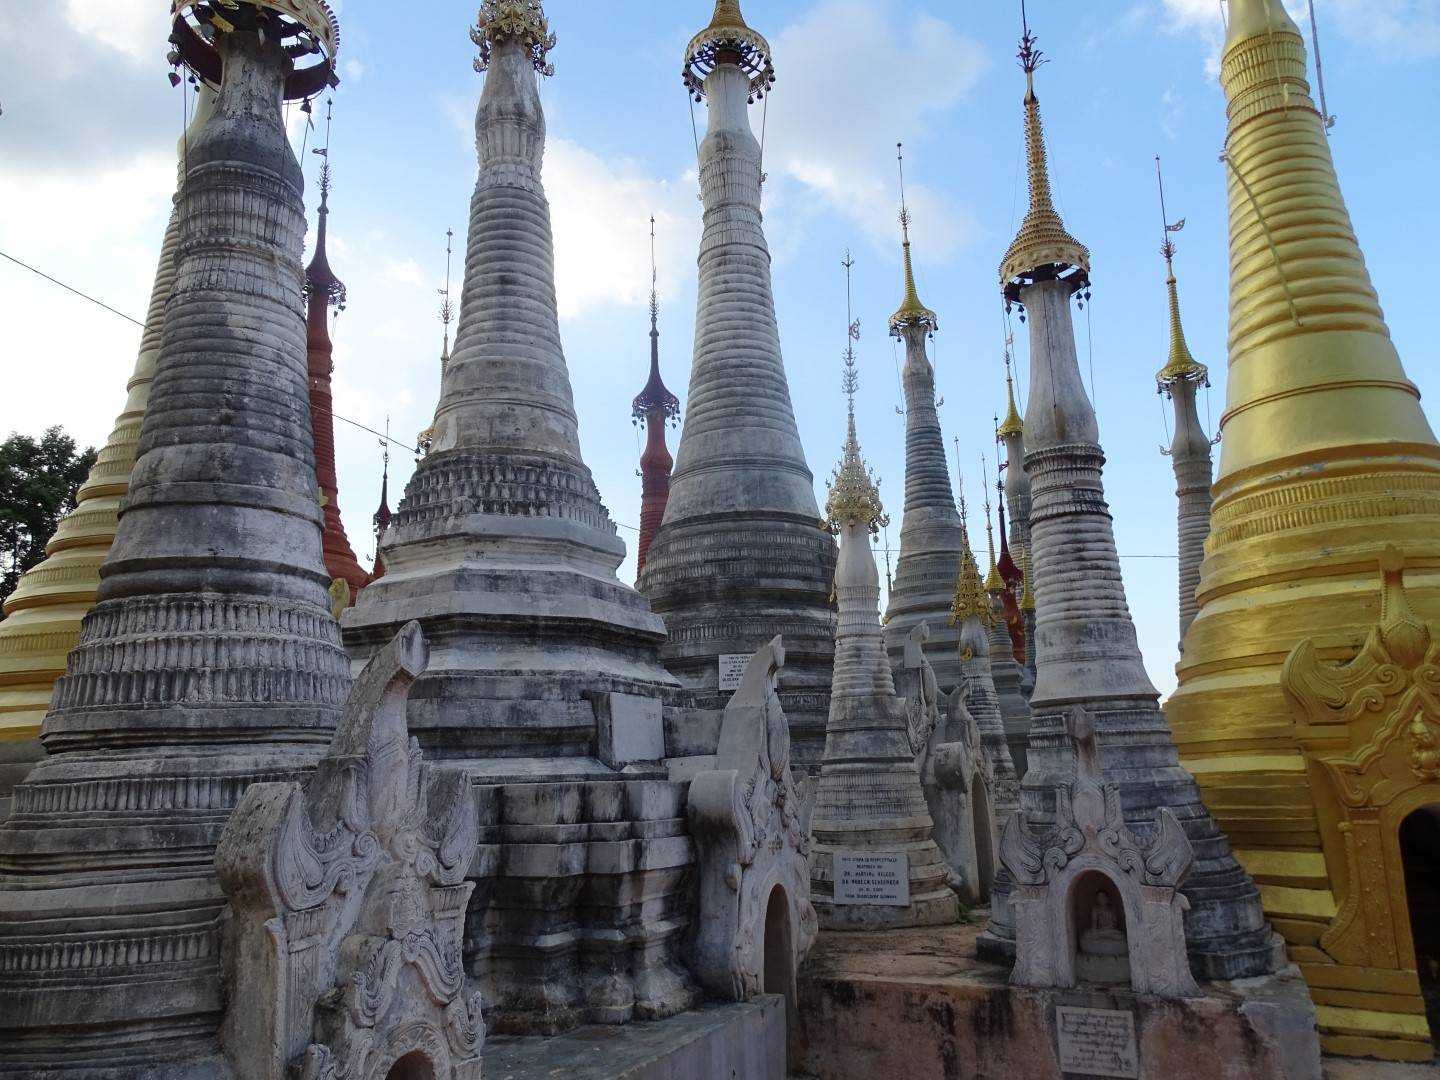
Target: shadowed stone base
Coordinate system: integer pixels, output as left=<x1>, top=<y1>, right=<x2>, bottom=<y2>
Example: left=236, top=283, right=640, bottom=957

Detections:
left=484, top=997, right=785, bottom=1080
left=797, top=921, right=1321, bottom=1080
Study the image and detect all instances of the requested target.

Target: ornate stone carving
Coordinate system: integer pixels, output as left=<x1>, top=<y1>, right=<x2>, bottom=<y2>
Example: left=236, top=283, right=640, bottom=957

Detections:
left=689, top=637, right=818, bottom=1000
left=1283, top=546, right=1440, bottom=979
left=218, top=622, right=484, bottom=1080
left=999, top=706, right=1200, bottom=998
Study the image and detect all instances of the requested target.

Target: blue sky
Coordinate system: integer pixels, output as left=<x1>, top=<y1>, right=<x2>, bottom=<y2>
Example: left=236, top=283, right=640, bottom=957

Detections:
left=2, top=1, right=1437, bottom=694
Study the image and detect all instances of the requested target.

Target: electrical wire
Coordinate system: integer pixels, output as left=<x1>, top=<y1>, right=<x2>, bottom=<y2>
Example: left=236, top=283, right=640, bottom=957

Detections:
left=0, top=247, right=418, bottom=454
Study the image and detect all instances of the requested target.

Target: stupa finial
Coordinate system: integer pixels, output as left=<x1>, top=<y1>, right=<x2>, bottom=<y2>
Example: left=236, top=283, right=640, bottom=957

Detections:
left=633, top=217, right=681, bottom=421
left=889, top=143, right=938, bottom=336
left=1154, top=156, right=1207, bottom=390
left=981, top=454, right=1005, bottom=594
left=997, top=340, right=1023, bottom=438
left=1000, top=0, right=1090, bottom=303
left=472, top=0, right=556, bottom=76
left=825, top=253, right=887, bottom=535
left=683, top=0, right=775, bottom=101
left=305, top=97, right=345, bottom=311
left=169, top=0, right=340, bottom=100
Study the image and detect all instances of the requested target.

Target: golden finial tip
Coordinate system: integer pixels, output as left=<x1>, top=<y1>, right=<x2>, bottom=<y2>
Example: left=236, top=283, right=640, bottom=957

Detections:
left=683, top=0, right=774, bottom=98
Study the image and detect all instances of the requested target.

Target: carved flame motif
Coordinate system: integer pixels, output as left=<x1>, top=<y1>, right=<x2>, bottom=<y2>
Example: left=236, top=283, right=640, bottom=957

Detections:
left=471, top=0, right=556, bottom=75
left=218, top=623, right=484, bottom=1080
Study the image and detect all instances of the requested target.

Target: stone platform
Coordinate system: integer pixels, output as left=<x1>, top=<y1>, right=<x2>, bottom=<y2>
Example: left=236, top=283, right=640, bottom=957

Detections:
left=795, top=919, right=1322, bottom=1080
left=485, top=996, right=785, bottom=1079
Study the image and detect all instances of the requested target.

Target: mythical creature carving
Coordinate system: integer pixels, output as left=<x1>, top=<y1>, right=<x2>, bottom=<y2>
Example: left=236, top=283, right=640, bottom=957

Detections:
left=998, top=706, right=1199, bottom=998
left=217, top=621, right=484, bottom=1080
left=688, top=637, right=819, bottom=1001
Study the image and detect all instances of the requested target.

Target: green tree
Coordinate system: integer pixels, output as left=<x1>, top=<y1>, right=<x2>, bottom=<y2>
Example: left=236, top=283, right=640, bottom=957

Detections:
left=0, top=427, right=98, bottom=617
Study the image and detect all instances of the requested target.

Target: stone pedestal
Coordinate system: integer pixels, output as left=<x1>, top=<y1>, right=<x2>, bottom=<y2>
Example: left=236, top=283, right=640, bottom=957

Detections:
left=796, top=923, right=1322, bottom=1080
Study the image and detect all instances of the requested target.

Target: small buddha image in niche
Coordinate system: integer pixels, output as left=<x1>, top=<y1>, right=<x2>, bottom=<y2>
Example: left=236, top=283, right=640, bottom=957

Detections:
left=1074, top=877, right=1131, bottom=986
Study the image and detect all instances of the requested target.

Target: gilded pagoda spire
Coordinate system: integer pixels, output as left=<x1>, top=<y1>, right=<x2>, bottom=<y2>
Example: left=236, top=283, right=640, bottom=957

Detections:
left=981, top=460, right=1004, bottom=595
left=1168, top=1, right=1440, bottom=1055
left=999, top=2, right=1090, bottom=303
left=998, top=352, right=1024, bottom=439
left=889, top=144, right=938, bottom=336
left=825, top=256, right=886, bottom=536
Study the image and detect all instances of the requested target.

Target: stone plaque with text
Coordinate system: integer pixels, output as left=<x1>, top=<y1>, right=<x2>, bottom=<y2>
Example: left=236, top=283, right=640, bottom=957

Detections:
left=717, top=654, right=750, bottom=691
left=1055, top=1006, right=1138, bottom=1079
left=833, top=851, right=910, bottom=906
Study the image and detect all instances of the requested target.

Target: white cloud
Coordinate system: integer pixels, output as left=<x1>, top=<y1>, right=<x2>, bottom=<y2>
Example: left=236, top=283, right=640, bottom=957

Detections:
left=62, top=0, right=168, bottom=64
left=385, top=258, right=427, bottom=287
left=1331, top=0, right=1440, bottom=60
left=343, top=58, right=367, bottom=83
left=763, top=0, right=987, bottom=258
left=545, top=140, right=699, bottom=321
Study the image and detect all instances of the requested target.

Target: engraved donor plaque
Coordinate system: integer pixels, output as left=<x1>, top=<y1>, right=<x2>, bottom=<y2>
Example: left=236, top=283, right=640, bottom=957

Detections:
left=718, top=654, right=750, bottom=692
left=1055, top=1006, right=1138, bottom=1079
left=833, top=851, right=910, bottom=906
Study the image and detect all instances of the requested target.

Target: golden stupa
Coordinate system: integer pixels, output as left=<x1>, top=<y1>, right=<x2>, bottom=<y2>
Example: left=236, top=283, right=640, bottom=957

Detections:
left=1167, top=0, right=1440, bottom=1061
left=0, top=91, right=215, bottom=772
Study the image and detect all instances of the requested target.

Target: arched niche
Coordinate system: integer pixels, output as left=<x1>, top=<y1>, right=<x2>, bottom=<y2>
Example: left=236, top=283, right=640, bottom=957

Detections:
left=385, top=1051, right=438, bottom=1080
left=1400, top=803, right=1440, bottom=1047
left=1069, top=869, right=1131, bottom=987
left=762, top=882, right=798, bottom=1067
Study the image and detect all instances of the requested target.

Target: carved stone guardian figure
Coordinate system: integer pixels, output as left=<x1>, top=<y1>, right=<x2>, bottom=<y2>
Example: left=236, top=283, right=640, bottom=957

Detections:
left=689, top=636, right=819, bottom=1008
left=217, top=622, right=484, bottom=1080
left=999, top=707, right=1200, bottom=999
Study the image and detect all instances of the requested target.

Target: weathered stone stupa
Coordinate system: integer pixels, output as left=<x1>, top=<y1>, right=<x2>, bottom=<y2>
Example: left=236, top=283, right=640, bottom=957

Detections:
left=638, top=0, right=837, bottom=763
left=1169, top=0, right=1440, bottom=1060
left=343, top=1, right=678, bottom=775
left=632, top=218, right=681, bottom=579
left=0, top=3, right=347, bottom=1071
left=882, top=156, right=967, bottom=697
left=0, top=89, right=214, bottom=818
left=809, top=300, right=956, bottom=931
left=984, top=14, right=1280, bottom=980
left=1153, top=166, right=1214, bottom=651
left=949, top=509, right=1021, bottom=826
left=304, top=115, right=369, bottom=606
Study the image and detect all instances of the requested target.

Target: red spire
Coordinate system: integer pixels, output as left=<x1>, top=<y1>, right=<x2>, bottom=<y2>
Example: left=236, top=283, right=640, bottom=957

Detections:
left=996, top=473, right=1026, bottom=664
left=632, top=218, right=680, bottom=577
left=304, top=105, right=367, bottom=602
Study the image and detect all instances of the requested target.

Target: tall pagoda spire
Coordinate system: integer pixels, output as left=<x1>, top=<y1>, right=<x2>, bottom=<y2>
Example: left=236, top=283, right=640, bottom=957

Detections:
left=1152, top=156, right=1213, bottom=650
left=0, top=87, right=216, bottom=816
left=343, top=1, right=677, bottom=772
left=0, top=3, right=347, bottom=1066
left=883, top=144, right=965, bottom=697
left=304, top=98, right=368, bottom=603
left=639, top=0, right=836, bottom=764
left=996, top=339, right=1034, bottom=682
left=978, top=3, right=1280, bottom=982
left=632, top=217, right=680, bottom=578
left=1168, top=1, right=1440, bottom=1055
left=810, top=258, right=956, bottom=930
left=981, top=457, right=1031, bottom=775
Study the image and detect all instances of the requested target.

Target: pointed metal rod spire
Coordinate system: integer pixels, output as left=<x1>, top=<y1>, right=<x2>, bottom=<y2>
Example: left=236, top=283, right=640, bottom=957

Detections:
left=439, top=227, right=455, bottom=360
left=649, top=214, right=659, bottom=326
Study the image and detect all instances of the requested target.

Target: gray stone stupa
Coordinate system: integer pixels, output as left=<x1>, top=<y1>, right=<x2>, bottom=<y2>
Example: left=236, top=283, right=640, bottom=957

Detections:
left=638, top=0, right=837, bottom=764
left=343, top=1, right=679, bottom=777
left=808, top=285, right=956, bottom=931
left=881, top=150, right=966, bottom=698
left=0, top=4, right=348, bottom=1071
left=979, top=15, right=1281, bottom=980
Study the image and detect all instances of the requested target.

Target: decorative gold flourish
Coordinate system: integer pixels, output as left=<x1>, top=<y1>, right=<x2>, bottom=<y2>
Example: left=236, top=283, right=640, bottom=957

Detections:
left=826, top=253, right=886, bottom=535
left=999, top=20, right=1089, bottom=301
left=1020, top=545, right=1036, bottom=613
left=472, top=0, right=555, bottom=76
left=950, top=545, right=994, bottom=630
left=683, top=0, right=775, bottom=100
